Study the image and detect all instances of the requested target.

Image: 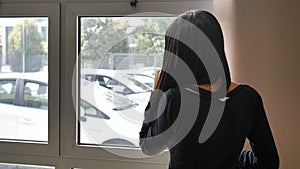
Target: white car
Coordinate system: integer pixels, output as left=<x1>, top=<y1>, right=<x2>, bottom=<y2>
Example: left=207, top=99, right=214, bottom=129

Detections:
left=0, top=73, right=143, bottom=146
left=80, top=79, right=143, bottom=146
left=111, top=67, right=156, bottom=88
left=81, top=68, right=152, bottom=109
left=0, top=72, right=48, bottom=142
left=126, top=73, right=155, bottom=88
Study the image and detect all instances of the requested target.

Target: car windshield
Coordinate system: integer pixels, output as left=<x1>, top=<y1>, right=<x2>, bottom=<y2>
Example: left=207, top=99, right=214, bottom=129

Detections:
left=127, top=73, right=154, bottom=88
left=81, top=79, right=137, bottom=111
left=125, top=76, right=151, bottom=93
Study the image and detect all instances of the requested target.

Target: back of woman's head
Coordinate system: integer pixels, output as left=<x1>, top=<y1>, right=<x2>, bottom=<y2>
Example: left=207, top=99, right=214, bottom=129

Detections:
left=157, top=10, right=231, bottom=92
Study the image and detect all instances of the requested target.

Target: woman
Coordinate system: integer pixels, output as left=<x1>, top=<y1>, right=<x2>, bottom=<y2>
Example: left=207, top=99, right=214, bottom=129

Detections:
left=139, top=10, right=279, bottom=169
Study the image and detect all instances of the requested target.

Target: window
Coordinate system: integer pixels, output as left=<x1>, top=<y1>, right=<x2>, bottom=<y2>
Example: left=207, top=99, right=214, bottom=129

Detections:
left=0, top=1, right=212, bottom=169
left=0, top=2, right=60, bottom=158
left=24, top=81, right=48, bottom=110
left=78, top=16, right=175, bottom=147
left=62, top=1, right=212, bottom=168
left=0, top=17, right=49, bottom=142
left=0, top=79, right=16, bottom=105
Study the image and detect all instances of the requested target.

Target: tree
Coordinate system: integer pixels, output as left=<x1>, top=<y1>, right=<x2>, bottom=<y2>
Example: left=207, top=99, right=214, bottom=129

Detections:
left=79, top=17, right=174, bottom=68
left=129, top=17, right=174, bottom=66
left=8, top=19, right=45, bottom=72
left=131, top=17, right=174, bottom=54
left=80, top=18, right=129, bottom=67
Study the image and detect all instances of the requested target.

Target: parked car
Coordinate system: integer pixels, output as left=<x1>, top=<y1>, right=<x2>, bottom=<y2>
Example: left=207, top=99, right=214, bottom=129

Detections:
left=109, top=67, right=157, bottom=88
left=0, top=73, right=142, bottom=146
left=80, top=79, right=143, bottom=146
left=126, top=73, right=154, bottom=88
left=81, top=68, right=152, bottom=109
left=0, top=72, right=48, bottom=141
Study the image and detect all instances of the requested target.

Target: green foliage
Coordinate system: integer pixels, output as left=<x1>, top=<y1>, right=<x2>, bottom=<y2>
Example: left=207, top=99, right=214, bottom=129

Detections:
left=8, top=20, right=45, bottom=72
left=80, top=18, right=129, bottom=64
left=132, top=17, right=174, bottom=52
left=80, top=17, right=175, bottom=67
left=130, top=17, right=174, bottom=66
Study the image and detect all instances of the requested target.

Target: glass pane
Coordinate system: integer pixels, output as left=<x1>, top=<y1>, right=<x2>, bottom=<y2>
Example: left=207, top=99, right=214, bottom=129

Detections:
left=0, top=80, right=16, bottom=105
left=0, top=17, right=48, bottom=142
left=24, top=82, right=48, bottom=110
left=78, top=16, right=175, bottom=147
left=0, top=163, right=54, bottom=169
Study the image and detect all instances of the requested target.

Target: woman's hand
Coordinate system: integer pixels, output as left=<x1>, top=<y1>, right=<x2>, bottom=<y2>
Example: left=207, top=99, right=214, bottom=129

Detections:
left=153, top=69, right=161, bottom=90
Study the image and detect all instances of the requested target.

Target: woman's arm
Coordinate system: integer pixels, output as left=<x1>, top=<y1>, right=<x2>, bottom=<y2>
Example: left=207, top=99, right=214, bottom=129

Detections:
left=139, top=88, right=176, bottom=156
left=239, top=90, right=279, bottom=169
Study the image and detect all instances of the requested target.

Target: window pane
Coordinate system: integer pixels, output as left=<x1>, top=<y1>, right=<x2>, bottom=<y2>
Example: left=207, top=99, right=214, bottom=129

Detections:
left=0, top=163, right=54, bottom=169
left=0, top=80, right=16, bottom=105
left=0, top=17, right=48, bottom=142
left=78, top=16, right=175, bottom=147
left=24, top=82, right=48, bottom=110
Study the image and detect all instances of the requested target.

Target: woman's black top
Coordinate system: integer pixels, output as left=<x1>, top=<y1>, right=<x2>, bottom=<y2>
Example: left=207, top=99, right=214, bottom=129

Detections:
left=139, top=84, right=279, bottom=169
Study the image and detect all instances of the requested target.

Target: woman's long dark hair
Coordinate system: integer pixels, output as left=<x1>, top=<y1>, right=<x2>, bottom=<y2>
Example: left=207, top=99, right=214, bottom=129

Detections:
left=156, top=10, right=231, bottom=93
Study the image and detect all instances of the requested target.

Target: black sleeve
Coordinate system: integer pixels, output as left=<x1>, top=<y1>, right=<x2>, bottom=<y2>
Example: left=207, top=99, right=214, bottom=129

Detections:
left=139, top=89, right=175, bottom=156
left=239, top=89, right=279, bottom=169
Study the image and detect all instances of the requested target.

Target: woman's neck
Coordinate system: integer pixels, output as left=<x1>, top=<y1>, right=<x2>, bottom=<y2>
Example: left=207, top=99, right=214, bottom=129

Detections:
left=195, top=81, right=239, bottom=93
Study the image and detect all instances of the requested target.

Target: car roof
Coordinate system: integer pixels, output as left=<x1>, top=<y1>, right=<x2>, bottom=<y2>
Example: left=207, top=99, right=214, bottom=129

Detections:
left=81, top=68, right=151, bottom=90
left=81, top=68, right=156, bottom=78
left=119, top=67, right=156, bottom=78
left=81, top=68, right=121, bottom=77
left=0, top=72, right=48, bottom=83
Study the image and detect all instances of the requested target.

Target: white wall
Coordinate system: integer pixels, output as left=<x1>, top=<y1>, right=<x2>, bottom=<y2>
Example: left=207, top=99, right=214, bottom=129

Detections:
left=214, top=0, right=300, bottom=168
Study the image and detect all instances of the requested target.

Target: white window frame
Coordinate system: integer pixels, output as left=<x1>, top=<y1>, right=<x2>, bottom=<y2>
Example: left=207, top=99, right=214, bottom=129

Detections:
left=0, top=3, right=60, bottom=157
left=62, top=2, right=212, bottom=169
